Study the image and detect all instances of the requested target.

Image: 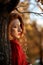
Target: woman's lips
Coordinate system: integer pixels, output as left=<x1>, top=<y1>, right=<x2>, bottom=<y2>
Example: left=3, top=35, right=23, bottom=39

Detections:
left=18, top=32, right=21, bottom=35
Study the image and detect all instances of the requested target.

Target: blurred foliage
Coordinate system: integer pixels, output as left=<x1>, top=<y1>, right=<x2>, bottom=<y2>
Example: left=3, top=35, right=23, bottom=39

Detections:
left=20, top=21, right=43, bottom=64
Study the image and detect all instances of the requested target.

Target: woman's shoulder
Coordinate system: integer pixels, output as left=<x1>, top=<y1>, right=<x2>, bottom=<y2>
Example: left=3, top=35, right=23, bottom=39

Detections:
left=10, top=39, right=21, bottom=49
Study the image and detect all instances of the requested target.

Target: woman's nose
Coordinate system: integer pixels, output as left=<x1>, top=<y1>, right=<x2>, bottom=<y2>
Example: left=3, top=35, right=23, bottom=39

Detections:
left=18, top=27, right=22, bottom=32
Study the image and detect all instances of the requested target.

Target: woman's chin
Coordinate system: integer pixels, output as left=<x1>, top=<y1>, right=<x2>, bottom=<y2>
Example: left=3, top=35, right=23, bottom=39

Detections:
left=16, top=36, right=20, bottom=39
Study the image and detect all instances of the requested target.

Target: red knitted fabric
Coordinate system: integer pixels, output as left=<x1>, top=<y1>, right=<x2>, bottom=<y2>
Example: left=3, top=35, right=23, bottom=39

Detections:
left=10, top=39, right=29, bottom=65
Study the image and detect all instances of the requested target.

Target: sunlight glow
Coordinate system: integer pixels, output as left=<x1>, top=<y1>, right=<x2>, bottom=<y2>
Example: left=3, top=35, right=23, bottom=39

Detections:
left=29, top=0, right=43, bottom=27
left=20, top=0, right=43, bottom=27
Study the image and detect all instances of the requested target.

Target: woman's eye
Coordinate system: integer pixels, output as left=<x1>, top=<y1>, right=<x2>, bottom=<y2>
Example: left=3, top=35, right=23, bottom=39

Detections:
left=14, top=26, right=17, bottom=28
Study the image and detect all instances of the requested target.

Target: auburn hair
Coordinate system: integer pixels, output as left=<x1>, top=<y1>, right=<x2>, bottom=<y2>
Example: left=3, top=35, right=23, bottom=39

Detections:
left=8, top=13, right=24, bottom=40
left=8, top=13, right=24, bottom=33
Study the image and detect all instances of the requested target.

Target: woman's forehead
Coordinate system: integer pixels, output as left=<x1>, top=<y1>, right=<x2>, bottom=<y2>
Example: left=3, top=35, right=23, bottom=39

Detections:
left=11, top=19, right=20, bottom=26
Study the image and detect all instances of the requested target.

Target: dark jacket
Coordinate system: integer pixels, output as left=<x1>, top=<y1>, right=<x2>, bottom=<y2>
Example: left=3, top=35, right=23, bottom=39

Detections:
left=0, top=15, right=11, bottom=65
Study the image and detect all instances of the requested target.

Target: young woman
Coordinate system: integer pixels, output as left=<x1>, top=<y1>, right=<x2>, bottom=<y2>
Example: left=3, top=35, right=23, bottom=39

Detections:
left=8, top=13, right=30, bottom=65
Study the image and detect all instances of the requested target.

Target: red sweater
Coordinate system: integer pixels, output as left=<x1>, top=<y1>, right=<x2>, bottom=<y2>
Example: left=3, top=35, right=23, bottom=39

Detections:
left=10, top=39, right=29, bottom=65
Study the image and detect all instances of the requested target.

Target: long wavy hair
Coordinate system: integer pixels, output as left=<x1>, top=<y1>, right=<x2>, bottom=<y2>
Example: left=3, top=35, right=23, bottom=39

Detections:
left=8, top=13, right=24, bottom=40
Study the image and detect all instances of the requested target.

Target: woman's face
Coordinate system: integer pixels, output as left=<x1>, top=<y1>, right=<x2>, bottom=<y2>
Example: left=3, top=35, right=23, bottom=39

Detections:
left=11, top=19, right=22, bottom=39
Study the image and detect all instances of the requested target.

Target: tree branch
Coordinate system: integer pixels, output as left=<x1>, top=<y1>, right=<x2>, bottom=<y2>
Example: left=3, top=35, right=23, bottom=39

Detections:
left=15, top=8, right=43, bottom=17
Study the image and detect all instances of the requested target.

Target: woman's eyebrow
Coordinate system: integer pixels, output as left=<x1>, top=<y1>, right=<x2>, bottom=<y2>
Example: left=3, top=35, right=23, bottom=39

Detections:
left=12, top=23, right=20, bottom=28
